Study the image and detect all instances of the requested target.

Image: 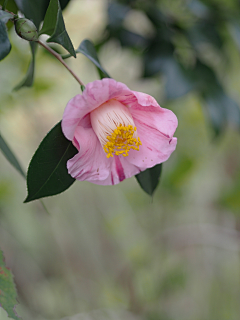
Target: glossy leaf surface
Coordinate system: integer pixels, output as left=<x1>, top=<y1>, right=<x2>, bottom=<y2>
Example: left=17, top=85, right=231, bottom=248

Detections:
left=0, top=250, right=20, bottom=320
left=14, top=0, right=71, bottom=29
left=40, top=0, right=75, bottom=57
left=0, top=132, right=25, bottom=178
left=135, top=164, right=162, bottom=196
left=25, top=121, right=77, bottom=202
left=77, top=39, right=110, bottom=79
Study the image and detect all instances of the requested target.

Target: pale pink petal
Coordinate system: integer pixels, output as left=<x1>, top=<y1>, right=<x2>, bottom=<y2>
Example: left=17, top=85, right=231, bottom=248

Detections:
left=129, top=92, right=178, bottom=139
left=67, top=126, right=110, bottom=182
left=62, top=78, right=134, bottom=141
left=127, top=118, right=177, bottom=169
left=68, top=126, right=141, bottom=184
left=89, top=155, right=141, bottom=185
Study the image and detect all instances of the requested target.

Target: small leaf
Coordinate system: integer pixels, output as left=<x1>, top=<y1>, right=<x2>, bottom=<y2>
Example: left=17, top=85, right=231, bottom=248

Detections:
left=14, top=41, right=36, bottom=90
left=0, top=249, right=20, bottom=320
left=0, top=10, right=11, bottom=61
left=25, top=121, right=77, bottom=202
left=135, top=164, right=162, bottom=196
left=77, top=39, right=110, bottom=79
left=39, top=0, right=75, bottom=57
left=0, top=132, right=25, bottom=178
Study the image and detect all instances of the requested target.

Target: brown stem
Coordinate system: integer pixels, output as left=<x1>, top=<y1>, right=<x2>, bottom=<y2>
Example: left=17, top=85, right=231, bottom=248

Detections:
left=37, top=40, right=85, bottom=87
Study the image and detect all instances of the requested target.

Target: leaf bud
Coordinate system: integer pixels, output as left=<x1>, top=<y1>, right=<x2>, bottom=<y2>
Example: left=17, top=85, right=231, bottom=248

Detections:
left=15, top=18, right=38, bottom=41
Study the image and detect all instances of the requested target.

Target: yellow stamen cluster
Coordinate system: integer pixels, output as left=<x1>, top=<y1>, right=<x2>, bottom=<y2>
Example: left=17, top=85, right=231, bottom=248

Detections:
left=103, top=124, right=142, bottom=158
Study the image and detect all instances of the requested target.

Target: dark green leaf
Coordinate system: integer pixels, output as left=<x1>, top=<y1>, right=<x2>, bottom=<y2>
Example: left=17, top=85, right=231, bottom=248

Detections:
left=77, top=39, right=110, bottom=79
left=0, top=10, right=11, bottom=60
left=24, top=121, right=77, bottom=202
left=13, top=0, right=71, bottom=29
left=40, top=0, right=75, bottom=57
left=14, top=0, right=49, bottom=28
left=135, top=164, right=162, bottom=196
left=14, top=41, right=36, bottom=90
left=0, top=249, right=20, bottom=320
left=0, top=0, right=18, bottom=14
left=0, top=132, right=25, bottom=178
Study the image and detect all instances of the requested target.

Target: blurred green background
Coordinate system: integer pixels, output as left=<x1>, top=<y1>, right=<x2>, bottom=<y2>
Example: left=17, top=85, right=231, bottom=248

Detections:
left=1, top=0, right=240, bottom=319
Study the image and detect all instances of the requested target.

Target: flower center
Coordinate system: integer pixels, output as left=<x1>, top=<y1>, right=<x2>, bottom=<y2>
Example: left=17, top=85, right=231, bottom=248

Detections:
left=90, top=99, right=142, bottom=158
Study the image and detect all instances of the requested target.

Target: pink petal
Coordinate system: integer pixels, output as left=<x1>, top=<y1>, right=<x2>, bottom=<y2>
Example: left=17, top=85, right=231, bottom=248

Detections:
left=89, top=155, right=141, bottom=186
left=129, top=92, right=178, bottom=139
left=67, top=125, right=141, bottom=185
left=127, top=117, right=177, bottom=169
left=62, top=79, right=134, bottom=141
left=67, top=126, right=110, bottom=182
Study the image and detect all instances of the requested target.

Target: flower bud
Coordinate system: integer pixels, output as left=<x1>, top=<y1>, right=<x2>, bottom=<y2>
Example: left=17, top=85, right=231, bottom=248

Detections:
left=15, top=18, right=38, bottom=41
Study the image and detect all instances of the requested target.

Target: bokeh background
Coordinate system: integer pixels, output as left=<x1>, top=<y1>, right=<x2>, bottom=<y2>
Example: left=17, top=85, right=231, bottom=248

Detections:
left=1, top=0, right=240, bottom=319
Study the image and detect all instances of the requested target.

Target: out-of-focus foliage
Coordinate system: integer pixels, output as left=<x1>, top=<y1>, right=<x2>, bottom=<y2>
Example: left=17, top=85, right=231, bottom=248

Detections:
left=1, top=1, right=240, bottom=320
left=0, top=250, right=20, bottom=320
left=99, top=0, right=240, bottom=136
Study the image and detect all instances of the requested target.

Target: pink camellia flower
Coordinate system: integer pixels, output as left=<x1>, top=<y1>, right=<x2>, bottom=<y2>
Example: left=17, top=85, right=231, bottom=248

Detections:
left=62, top=78, right=178, bottom=185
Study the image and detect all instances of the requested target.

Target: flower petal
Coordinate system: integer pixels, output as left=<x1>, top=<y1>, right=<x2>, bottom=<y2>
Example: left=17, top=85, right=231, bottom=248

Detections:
left=129, top=92, right=178, bottom=139
left=90, top=155, right=141, bottom=185
left=67, top=126, right=110, bottom=182
left=68, top=126, right=141, bottom=185
left=62, top=79, right=134, bottom=141
left=127, top=118, right=177, bottom=169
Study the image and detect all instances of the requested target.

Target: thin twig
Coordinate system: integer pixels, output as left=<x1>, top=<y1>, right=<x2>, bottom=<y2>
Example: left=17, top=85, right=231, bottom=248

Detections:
left=37, top=40, right=85, bottom=87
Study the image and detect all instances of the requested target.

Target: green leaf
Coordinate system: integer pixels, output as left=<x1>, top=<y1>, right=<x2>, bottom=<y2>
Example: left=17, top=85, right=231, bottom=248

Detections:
left=24, top=121, right=77, bottom=203
left=14, top=0, right=49, bottom=29
left=0, top=0, right=18, bottom=15
left=13, top=0, right=72, bottom=29
left=77, top=39, right=110, bottom=79
left=0, top=132, right=26, bottom=178
left=14, top=41, right=36, bottom=90
left=0, top=249, right=20, bottom=320
left=0, top=10, right=11, bottom=61
left=39, top=0, right=75, bottom=57
left=135, top=164, right=162, bottom=196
